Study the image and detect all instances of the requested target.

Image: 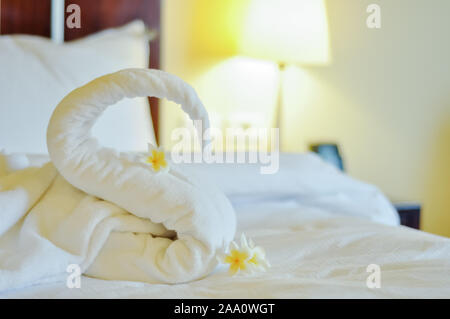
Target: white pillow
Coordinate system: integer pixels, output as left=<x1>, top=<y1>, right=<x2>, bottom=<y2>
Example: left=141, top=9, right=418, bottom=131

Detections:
left=175, top=152, right=400, bottom=226
left=0, top=20, right=156, bottom=153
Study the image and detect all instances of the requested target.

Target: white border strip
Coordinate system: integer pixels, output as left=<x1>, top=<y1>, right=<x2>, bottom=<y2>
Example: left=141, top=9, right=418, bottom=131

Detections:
left=51, top=0, right=65, bottom=43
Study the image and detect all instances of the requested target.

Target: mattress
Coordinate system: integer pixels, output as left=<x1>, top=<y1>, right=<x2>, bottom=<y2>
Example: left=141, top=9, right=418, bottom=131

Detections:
left=2, top=199, right=449, bottom=298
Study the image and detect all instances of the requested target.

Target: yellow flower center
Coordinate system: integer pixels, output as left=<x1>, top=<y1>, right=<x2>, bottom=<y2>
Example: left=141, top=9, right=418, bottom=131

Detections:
left=248, top=254, right=258, bottom=265
left=224, top=249, right=249, bottom=275
left=146, top=150, right=167, bottom=172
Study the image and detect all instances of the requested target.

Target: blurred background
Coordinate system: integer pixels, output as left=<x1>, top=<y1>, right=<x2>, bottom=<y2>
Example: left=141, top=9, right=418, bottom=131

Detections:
left=160, top=0, right=450, bottom=237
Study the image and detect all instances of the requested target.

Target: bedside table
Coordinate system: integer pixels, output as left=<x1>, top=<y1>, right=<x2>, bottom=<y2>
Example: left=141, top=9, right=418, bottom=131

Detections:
left=393, top=202, right=421, bottom=229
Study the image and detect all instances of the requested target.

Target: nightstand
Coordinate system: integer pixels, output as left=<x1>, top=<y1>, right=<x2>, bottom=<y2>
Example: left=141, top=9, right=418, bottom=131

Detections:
left=393, top=202, right=421, bottom=229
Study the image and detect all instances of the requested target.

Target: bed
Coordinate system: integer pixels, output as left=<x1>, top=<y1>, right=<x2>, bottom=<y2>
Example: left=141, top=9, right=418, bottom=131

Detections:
left=0, top=154, right=448, bottom=299
left=0, top=0, right=449, bottom=299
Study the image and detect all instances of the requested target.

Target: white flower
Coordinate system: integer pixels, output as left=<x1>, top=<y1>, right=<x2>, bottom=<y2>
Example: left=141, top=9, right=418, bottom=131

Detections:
left=144, top=143, right=169, bottom=173
left=240, top=233, right=271, bottom=272
left=218, top=233, right=270, bottom=276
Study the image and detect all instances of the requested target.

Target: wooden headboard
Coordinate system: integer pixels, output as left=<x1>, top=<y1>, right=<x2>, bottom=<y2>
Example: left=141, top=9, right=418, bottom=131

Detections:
left=0, top=0, right=161, bottom=143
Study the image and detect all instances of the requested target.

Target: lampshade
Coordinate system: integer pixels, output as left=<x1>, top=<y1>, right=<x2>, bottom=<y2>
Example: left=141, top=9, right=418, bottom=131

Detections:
left=238, top=0, right=330, bottom=65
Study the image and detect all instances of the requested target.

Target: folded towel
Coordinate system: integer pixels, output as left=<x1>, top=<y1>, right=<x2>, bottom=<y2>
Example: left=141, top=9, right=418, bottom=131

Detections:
left=0, top=69, right=236, bottom=291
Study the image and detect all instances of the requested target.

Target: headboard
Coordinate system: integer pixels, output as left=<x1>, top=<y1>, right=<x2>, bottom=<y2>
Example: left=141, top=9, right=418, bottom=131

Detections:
left=0, top=0, right=161, bottom=143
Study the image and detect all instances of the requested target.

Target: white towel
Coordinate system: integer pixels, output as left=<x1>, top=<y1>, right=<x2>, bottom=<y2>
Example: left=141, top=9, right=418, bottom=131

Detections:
left=0, top=69, right=236, bottom=291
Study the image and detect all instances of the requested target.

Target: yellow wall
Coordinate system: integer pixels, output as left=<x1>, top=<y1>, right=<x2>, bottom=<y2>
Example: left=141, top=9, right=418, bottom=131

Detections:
left=161, top=0, right=450, bottom=237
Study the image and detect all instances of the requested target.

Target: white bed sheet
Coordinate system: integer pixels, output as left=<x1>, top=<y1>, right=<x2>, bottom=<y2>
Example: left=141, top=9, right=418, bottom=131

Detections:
left=2, top=199, right=449, bottom=299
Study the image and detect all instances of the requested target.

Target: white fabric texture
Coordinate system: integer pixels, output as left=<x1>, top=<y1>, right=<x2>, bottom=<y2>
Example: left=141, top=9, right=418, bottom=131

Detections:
left=0, top=20, right=155, bottom=153
left=176, top=153, right=400, bottom=226
left=0, top=69, right=236, bottom=291
left=2, top=200, right=449, bottom=299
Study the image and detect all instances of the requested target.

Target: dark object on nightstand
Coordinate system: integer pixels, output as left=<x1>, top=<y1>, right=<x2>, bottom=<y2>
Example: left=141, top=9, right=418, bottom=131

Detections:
left=309, top=143, right=344, bottom=171
left=393, top=203, right=421, bottom=229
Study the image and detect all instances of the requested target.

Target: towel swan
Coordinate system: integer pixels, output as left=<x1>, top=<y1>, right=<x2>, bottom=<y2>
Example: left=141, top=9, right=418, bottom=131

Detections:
left=0, top=69, right=236, bottom=289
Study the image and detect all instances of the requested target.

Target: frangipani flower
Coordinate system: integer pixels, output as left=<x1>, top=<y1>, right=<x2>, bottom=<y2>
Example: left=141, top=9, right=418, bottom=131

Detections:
left=145, top=143, right=169, bottom=173
left=224, top=241, right=250, bottom=275
left=220, top=233, right=270, bottom=276
left=240, top=233, right=271, bottom=272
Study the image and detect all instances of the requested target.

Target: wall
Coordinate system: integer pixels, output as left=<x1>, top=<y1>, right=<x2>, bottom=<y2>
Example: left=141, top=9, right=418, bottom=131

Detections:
left=161, top=0, right=450, bottom=237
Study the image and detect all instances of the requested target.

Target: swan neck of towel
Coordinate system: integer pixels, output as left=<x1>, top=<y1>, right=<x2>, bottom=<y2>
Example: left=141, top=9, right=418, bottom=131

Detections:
left=47, top=69, right=211, bottom=161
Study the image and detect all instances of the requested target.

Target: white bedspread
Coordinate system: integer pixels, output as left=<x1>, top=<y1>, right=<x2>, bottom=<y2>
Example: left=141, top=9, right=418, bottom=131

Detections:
left=2, top=199, right=449, bottom=299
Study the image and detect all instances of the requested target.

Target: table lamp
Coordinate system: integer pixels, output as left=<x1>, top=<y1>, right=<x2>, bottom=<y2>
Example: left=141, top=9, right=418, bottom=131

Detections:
left=238, top=0, right=330, bottom=131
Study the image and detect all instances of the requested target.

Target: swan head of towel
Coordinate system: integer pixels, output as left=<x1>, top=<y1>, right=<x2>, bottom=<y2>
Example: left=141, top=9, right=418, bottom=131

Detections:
left=46, top=68, right=236, bottom=284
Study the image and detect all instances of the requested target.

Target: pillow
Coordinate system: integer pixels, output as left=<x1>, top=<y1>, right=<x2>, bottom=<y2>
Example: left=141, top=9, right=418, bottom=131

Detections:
left=0, top=20, right=156, bottom=153
left=174, top=152, right=400, bottom=226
